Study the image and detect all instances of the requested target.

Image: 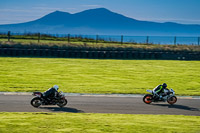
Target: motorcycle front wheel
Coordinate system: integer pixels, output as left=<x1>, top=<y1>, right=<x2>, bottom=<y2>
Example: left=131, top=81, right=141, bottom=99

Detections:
left=167, top=96, right=177, bottom=105
left=57, top=99, right=68, bottom=108
left=31, top=97, right=42, bottom=108
left=143, top=94, right=153, bottom=104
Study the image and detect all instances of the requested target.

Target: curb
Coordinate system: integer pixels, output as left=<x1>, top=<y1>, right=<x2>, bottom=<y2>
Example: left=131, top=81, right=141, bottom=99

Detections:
left=0, top=92, right=200, bottom=99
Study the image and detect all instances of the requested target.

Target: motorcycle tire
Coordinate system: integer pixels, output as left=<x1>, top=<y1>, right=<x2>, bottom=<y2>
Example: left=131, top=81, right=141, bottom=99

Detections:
left=143, top=94, right=153, bottom=104
left=31, top=97, right=42, bottom=108
left=167, top=96, right=177, bottom=105
left=57, top=99, right=68, bottom=108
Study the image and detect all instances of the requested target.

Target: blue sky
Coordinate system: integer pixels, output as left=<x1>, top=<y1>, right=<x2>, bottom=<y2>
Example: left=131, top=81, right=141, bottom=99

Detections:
left=0, top=0, right=200, bottom=25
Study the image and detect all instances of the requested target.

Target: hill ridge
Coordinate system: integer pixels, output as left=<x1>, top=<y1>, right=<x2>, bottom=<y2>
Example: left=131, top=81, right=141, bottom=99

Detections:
left=0, top=8, right=200, bottom=36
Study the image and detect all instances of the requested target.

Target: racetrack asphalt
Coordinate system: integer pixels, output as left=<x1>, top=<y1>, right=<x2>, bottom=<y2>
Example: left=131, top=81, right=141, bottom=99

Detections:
left=0, top=94, right=199, bottom=116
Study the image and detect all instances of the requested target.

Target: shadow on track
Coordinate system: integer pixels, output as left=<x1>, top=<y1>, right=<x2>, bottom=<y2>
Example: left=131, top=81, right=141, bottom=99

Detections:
left=39, top=107, right=84, bottom=113
left=152, top=104, right=200, bottom=111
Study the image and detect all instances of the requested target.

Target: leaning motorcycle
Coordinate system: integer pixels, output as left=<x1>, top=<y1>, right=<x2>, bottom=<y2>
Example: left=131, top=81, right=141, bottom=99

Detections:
left=31, top=91, right=68, bottom=108
left=143, top=88, right=177, bottom=105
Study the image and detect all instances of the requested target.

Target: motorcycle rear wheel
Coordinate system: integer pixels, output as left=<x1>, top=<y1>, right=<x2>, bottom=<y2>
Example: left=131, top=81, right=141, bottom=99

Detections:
left=57, top=99, right=68, bottom=108
left=143, top=94, right=153, bottom=104
left=31, top=97, right=42, bottom=108
left=167, top=96, right=177, bottom=105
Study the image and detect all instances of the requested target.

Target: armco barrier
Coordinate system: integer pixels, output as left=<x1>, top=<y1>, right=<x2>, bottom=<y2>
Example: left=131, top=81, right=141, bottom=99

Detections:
left=0, top=48, right=199, bottom=60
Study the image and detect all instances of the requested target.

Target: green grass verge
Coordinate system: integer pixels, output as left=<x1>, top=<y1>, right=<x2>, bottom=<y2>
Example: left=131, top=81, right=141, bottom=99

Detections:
left=0, top=57, right=199, bottom=95
left=0, top=112, right=199, bottom=133
left=1, top=38, right=200, bottom=52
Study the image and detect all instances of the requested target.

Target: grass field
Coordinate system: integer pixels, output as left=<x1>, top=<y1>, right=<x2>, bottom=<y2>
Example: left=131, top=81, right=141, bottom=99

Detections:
left=0, top=112, right=199, bottom=133
left=0, top=57, right=199, bottom=95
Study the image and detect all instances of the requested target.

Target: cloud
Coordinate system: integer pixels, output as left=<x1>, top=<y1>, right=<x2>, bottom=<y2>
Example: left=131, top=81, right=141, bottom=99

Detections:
left=0, top=6, right=78, bottom=24
left=32, top=7, right=62, bottom=11
left=135, top=17, right=200, bottom=24
left=65, top=8, right=76, bottom=10
left=81, top=5, right=101, bottom=7
left=0, top=7, right=58, bottom=24
left=0, top=6, right=62, bottom=13
left=0, top=9, right=33, bottom=13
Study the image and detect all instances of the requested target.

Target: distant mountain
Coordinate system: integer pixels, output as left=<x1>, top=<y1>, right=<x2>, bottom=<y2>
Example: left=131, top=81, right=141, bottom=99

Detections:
left=0, top=8, right=200, bottom=36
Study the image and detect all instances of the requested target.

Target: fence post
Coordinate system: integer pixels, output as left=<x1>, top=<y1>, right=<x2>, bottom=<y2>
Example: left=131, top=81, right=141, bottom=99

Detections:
left=96, top=35, right=98, bottom=44
left=174, top=36, right=176, bottom=45
left=8, top=31, right=11, bottom=42
left=68, top=34, right=70, bottom=43
left=38, top=33, right=40, bottom=43
left=146, top=36, right=149, bottom=44
left=121, top=35, right=123, bottom=45
left=198, top=37, right=200, bottom=45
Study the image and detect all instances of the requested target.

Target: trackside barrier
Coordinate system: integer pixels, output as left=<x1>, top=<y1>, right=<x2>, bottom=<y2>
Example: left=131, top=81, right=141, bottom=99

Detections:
left=0, top=48, right=199, bottom=60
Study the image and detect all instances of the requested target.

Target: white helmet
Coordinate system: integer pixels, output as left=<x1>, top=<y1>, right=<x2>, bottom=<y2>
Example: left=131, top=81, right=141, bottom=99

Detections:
left=53, top=85, right=59, bottom=91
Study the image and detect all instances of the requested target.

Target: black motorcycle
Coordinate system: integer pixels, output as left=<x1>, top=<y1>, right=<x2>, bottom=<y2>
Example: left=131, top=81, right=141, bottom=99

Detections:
left=143, top=88, right=177, bottom=105
left=30, top=91, right=68, bottom=108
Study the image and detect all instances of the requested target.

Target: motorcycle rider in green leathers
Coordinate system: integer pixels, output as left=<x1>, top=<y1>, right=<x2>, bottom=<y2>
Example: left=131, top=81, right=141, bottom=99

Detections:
left=153, top=83, right=167, bottom=100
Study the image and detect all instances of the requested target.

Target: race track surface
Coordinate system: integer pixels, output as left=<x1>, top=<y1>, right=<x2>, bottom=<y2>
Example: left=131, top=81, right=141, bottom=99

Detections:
left=0, top=94, right=199, bottom=116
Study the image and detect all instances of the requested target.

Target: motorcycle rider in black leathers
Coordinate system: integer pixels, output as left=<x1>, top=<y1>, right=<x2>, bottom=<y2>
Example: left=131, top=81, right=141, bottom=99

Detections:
left=43, top=85, right=59, bottom=103
left=153, top=83, right=167, bottom=100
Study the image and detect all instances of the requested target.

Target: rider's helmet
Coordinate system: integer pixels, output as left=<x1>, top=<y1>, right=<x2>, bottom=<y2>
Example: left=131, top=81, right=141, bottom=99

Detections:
left=162, top=83, right=167, bottom=89
left=53, top=85, right=59, bottom=91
